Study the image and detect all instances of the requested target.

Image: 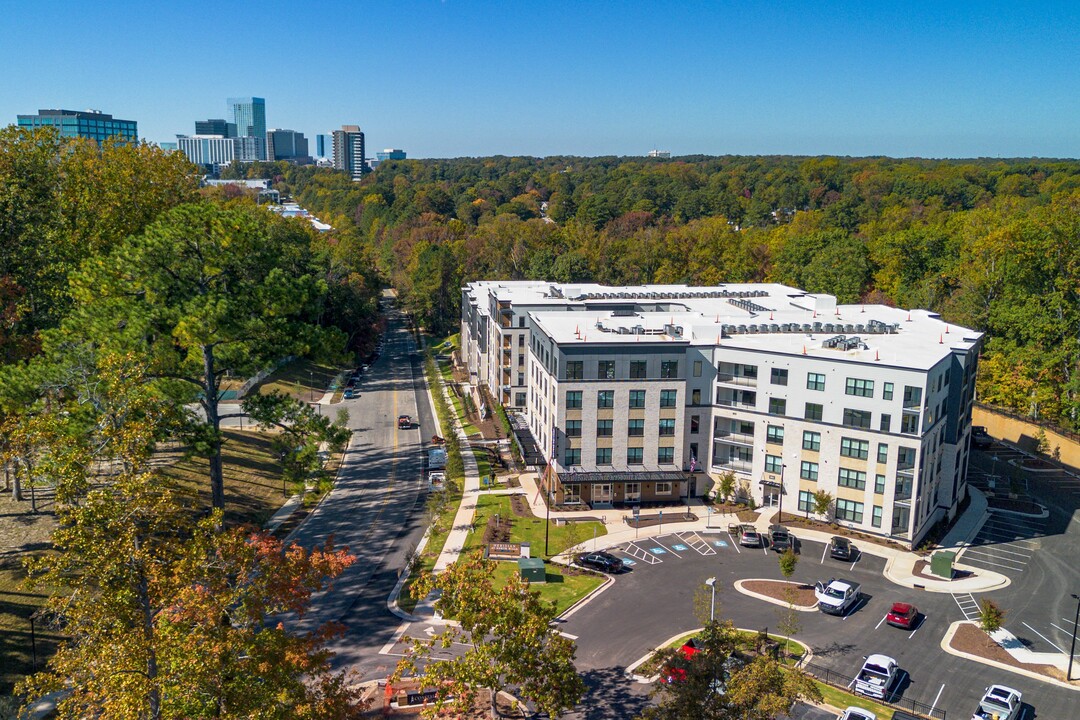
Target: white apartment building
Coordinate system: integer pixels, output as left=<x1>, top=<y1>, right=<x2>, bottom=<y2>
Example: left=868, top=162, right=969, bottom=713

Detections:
left=461, top=281, right=983, bottom=548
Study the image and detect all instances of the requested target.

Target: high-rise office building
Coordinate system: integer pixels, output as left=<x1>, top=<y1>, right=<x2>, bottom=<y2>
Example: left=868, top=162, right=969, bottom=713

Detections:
left=332, top=125, right=366, bottom=181
left=376, top=148, right=406, bottom=161
left=195, top=119, right=236, bottom=137
left=177, top=135, right=236, bottom=168
left=226, top=97, right=266, bottom=160
left=17, top=108, right=137, bottom=144
left=266, top=129, right=310, bottom=163
left=316, top=134, right=332, bottom=159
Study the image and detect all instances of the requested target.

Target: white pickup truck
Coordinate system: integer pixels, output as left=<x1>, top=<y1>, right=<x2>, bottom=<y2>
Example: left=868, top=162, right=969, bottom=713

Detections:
left=972, top=684, right=1022, bottom=720
left=854, top=654, right=898, bottom=700
left=814, top=578, right=862, bottom=616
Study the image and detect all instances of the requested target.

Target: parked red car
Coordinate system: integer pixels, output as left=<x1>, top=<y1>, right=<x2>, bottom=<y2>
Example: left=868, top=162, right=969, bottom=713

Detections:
left=885, top=602, right=919, bottom=629
left=662, top=638, right=701, bottom=683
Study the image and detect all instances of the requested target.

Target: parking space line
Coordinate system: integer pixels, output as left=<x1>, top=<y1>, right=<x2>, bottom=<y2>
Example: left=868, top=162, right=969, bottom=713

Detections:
left=961, top=553, right=1027, bottom=571
left=929, top=683, right=945, bottom=716
left=875, top=614, right=887, bottom=629
left=820, top=545, right=828, bottom=564
left=1022, top=621, right=1066, bottom=653
left=1051, top=622, right=1073, bottom=635
left=909, top=615, right=924, bottom=639
left=963, top=547, right=1028, bottom=564
left=727, top=533, right=741, bottom=553
left=980, top=545, right=1032, bottom=559
left=651, top=539, right=682, bottom=558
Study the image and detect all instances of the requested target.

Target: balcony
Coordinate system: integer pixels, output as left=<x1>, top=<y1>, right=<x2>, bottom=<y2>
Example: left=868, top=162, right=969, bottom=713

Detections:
left=716, top=373, right=757, bottom=388
left=712, top=459, right=753, bottom=474
left=713, top=430, right=755, bottom=445
left=716, top=398, right=757, bottom=411
left=894, top=482, right=913, bottom=502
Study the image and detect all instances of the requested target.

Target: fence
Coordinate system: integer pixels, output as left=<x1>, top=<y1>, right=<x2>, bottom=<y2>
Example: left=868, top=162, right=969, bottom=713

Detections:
left=801, top=660, right=946, bottom=719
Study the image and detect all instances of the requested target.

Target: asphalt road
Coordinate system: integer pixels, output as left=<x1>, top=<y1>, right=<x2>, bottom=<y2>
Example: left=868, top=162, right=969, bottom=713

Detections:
left=282, top=310, right=439, bottom=679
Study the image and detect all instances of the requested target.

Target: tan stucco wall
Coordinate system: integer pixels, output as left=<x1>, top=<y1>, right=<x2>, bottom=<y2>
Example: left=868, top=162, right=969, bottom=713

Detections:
left=973, top=406, right=1080, bottom=470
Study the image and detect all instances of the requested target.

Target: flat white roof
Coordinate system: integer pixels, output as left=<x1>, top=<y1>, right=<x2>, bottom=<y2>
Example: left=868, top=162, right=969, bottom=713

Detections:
left=466, top=281, right=982, bottom=370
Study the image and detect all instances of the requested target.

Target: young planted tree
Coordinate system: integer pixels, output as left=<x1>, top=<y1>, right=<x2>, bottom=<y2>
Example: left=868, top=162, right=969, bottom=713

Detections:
left=778, top=548, right=798, bottom=579
left=775, top=587, right=802, bottom=656
left=812, top=490, right=834, bottom=521
left=979, top=599, right=1007, bottom=636
left=61, top=202, right=346, bottom=513
left=717, top=471, right=736, bottom=504
left=393, top=555, right=584, bottom=718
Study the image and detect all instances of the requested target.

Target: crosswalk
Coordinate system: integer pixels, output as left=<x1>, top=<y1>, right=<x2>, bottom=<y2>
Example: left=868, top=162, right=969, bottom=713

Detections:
left=952, top=592, right=981, bottom=621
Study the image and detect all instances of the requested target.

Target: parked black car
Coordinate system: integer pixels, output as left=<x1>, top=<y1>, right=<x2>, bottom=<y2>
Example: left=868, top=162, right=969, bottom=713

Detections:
left=971, top=426, right=993, bottom=449
left=829, top=535, right=854, bottom=561
left=574, top=551, right=624, bottom=573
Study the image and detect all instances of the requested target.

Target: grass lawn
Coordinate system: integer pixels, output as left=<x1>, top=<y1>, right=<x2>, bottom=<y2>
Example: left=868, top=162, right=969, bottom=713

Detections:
left=157, top=430, right=286, bottom=528
left=814, top=682, right=892, bottom=717
left=490, top=561, right=604, bottom=615
left=255, top=358, right=343, bottom=401
left=398, top=485, right=464, bottom=613
left=466, top=494, right=606, bottom=558
left=0, top=564, right=63, bottom=694
left=473, top=450, right=493, bottom=482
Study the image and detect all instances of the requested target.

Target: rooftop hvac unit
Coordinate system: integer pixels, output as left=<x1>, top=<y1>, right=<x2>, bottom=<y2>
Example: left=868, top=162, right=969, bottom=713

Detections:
left=748, top=324, right=758, bottom=332
left=770, top=324, right=780, bottom=332
left=856, top=324, right=866, bottom=333
left=845, top=324, right=855, bottom=333
left=617, top=327, right=629, bottom=334
left=802, top=324, right=812, bottom=332
left=824, top=323, right=834, bottom=332
left=813, top=322, right=822, bottom=332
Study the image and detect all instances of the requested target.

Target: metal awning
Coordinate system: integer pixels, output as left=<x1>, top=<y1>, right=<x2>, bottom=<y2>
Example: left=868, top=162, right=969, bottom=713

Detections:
left=508, top=412, right=546, bottom=467
left=557, top=470, right=688, bottom=485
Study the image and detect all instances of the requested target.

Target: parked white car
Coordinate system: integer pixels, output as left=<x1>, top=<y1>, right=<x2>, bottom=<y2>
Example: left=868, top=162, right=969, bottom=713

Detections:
left=838, top=708, right=876, bottom=720
left=972, top=684, right=1022, bottom=720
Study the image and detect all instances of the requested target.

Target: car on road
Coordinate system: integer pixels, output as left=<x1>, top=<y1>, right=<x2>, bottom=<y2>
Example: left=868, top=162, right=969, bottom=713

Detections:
left=837, top=708, right=876, bottom=720
left=739, top=526, right=763, bottom=548
left=971, top=425, right=993, bottom=449
left=343, top=388, right=359, bottom=399
left=428, top=471, right=446, bottom=490
left=398, top=414, right=412, bottom=429
left=829, top=536, right=854, bottom=561
left=769, top=525, right=792, bottom=552
left=574, top=551, right=624, bottom=574
left=885, top=602, right=919, bottom=629
left=973, top=684, right=1022, bottom=719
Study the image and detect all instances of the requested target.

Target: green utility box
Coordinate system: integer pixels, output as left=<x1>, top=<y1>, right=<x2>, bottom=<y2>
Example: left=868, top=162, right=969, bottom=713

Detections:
left=931, top=550, right=956, bottom=579
left=518, top=557, right=546, bottom=584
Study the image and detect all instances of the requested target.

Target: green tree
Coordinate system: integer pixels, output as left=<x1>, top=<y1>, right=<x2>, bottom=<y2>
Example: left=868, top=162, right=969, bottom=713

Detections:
left=778, top=548, right=798, bottom=579
left=775, top=587, right=802, bottom=654
left=59, top=202, right=344, bottom=513
left=979, top=599, right=1007, bottom=636
left=812, top=490, right=834, bottom=521
left=394, top=555, right=584, bottom=718
left=716, top=471, right=736, bottom=503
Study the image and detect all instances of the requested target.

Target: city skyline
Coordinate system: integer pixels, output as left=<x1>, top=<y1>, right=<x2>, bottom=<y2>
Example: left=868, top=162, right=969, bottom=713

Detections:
left=2, top=1, right=1078, bottom=159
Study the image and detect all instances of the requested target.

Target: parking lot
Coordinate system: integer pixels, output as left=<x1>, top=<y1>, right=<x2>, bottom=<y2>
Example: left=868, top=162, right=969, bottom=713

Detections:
left=959, top=511, right=1044, bottom=576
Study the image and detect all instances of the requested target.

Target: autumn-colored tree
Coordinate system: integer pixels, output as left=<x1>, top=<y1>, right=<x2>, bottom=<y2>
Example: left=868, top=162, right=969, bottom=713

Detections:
left=778, top=548, right=798, bottom=579
left=393, top=555, right=584, bottom=718
left=16, top=420, right=363, bottom=720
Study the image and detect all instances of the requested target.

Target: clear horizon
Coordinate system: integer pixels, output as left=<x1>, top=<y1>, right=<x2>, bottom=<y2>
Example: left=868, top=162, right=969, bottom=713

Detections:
left=3, top=1, right=1077, bottom=159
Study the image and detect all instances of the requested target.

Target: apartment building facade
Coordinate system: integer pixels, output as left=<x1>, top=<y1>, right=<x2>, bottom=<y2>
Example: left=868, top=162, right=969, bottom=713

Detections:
left=461, top=281, right=982, bottom=548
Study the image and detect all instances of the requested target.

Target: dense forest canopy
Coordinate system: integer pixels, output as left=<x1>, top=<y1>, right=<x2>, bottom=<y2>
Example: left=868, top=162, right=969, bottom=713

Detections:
left=235, top=154, right=1080, bottom=431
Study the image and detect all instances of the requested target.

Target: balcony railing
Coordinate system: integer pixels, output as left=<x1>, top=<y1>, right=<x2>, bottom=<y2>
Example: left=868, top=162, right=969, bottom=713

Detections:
left=713, top=430, right=755, bottom=445
left=716, top=399, right=757, bottom=410
left=894, top=483, right=913, bottom=502
left=712, top=459, right=753, bottom=474
left=716, top=373, right=758, bottom=387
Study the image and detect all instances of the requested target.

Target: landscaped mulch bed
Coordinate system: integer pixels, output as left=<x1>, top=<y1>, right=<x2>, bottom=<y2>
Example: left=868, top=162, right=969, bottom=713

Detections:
left=950, top=623, right=1063, bottom=680
left=742, top=580, right=818, bottom=607
left=769, top=512, right=910, bottom=552
left=911, top=559, right=975, bottom=581
left=627, top=512, right=698, bottom=529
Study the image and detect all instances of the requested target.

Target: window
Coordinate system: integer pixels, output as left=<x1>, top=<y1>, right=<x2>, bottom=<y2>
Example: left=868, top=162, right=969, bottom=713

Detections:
left=805, top=402, right=823, bottom=421
left=596, top=447, right=612, bottom=465
left=690, top=415, right=700, bottom=434
left=627, top=447, right=644, bottom=464
left=565, top=420, right=581, bottom=437
left=743, top=365, right=758, bottom=378
left=628, top=419, right=645, bottom=436
left=838, top=468, right=866, bottom=490
left=517, top=372, right=524, bottom=385
left=836, top=499, right=864, bottom=523
left=798, top=490, right=814, bottom=513
left=903, top=385, right=922, bottom=407
left=840, top=437, right=869, bottom=460
left=883, top=382, right=894, bottom=400
left=843, top=408, right=872, bottom=429
left=566, top=391, right=582, bottom=409
left=659, top=419, right=676, bottom=436
left=564, top=448, right=581, bottom=466
left=629, top=390, right=646, bottom=408
left=656, top=481, right=673, bottom=494
left=596, top=419, right=613, bottom=437
left=801, top=431, right=820, bottom=451
left=877, top=443, right=888, bottom=463
left=657, top=447, right=675, bottom=464
left=800, top=461, right=818, bottom=481
left=691, top=389, right=701, bottom=405
left=807, top=372, right=826, bottom=391
left=518, top=334, right=524, bottom=347
left=765, top=454, right=783, bottom=474
left=518, top=317, right=525, bottom=328
left=630, top=361, right=647, bottom=379
left=771, top=368, right=789, bottom=385
left=880, top=414, right=891, bottom=432
left=661, top=360, right=679, bottom=379
left=518, top=354, right=524, bottom=367
left=660, top=390, right=678, bottom=407
left=515, top=392, right=525, bottom=407
left=845, top=377, right=874, bottom=397
left=566, top=361, right=583, bottom=380
left=768, top=397, right=787, bottom=415
left=597, top=390, right=614, bottom=408
left=767, top=425, right=785, bottom=444
left=597, top=360, right=615, bottom=379
left=693, top=360, right=702, bottom=377
left=874, top=474, right=886, bottom=494
left=901, top=413, right=920, bottom=434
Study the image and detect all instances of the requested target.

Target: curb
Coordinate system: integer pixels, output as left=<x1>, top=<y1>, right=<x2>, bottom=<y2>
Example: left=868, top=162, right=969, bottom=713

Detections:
left=386, top=524, right=434, bottom=622
left=733, top=579, right=819, bottom=612
left=554, top=563, right=616, bottom=621
left=940, top=621, right=1080, bottom=692
left=987, top=504, right=1049, bottom=519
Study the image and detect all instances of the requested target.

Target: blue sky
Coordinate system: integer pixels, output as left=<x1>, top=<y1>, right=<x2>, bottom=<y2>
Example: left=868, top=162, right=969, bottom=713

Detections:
left=3, top=1, right=1077, bottom=158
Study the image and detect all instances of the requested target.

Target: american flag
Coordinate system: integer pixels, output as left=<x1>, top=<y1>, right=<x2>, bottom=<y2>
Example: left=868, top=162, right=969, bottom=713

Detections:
left=689, top=455, right=698, bottom=473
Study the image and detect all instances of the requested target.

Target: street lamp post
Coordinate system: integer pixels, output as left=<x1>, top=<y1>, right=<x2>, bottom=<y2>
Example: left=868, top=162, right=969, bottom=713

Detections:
left=705, top=577, right=717, bottom=622
left=778, top=463, right=786, bottom=522
left=309, top=370, right=314, bottom=402
left=1069, top=593, right=1080, bottom=680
